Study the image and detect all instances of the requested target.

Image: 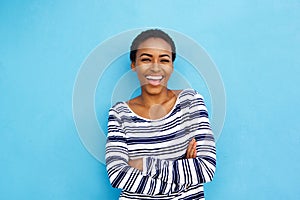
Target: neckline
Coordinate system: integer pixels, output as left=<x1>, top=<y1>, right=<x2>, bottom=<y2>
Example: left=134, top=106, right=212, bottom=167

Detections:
left=123, top=89, right=185, bottom=122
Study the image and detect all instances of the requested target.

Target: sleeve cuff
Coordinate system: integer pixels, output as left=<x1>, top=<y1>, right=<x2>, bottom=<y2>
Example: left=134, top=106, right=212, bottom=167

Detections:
left=142, top=157, right=157, bottom=177
left=142, top=157, right=148, bottom=176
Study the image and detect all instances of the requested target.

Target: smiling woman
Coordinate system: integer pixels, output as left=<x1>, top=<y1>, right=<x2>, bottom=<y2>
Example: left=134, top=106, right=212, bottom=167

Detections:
left=129, top=37, right=176, bottom=119
left=105, top=29, right=216, bottom=200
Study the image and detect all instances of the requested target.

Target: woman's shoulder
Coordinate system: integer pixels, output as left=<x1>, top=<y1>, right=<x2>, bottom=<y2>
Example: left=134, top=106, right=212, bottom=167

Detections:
left=109, top=101, right=129, bottom=115
left=177, top=88, right=204, bottom=99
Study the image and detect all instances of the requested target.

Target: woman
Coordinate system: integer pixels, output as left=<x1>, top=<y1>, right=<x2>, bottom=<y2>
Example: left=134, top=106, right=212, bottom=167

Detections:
left=105, top=29, right=216, bottom=199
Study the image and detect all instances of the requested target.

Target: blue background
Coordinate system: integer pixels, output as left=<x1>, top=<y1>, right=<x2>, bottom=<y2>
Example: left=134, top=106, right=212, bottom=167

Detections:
left=1, top=0, right=299, bottom=199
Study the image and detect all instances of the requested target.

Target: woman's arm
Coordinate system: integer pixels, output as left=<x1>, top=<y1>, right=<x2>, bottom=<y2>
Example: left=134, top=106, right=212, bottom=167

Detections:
left=140, top=92, right=216, bottom=185
left=106, top=108, right=183, bottom=195
left=128, top=138, right=198, bottom=171
left=142, top=130, right=216, bottom=185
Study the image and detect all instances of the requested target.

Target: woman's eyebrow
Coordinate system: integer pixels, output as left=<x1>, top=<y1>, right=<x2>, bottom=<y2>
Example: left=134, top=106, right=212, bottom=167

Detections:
left=140, top=53, right=153, bottom=57
left=159, top=54, right=170, bottom=58
left=139, top=53, right=171, bottom=58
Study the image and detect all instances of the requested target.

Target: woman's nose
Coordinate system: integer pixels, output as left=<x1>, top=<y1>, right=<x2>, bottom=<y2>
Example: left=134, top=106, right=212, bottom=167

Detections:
left=150, top=63, right=161, bottom=71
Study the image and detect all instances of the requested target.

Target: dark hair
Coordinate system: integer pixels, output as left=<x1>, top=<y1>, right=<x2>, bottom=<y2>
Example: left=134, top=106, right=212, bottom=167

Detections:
left=130, top=29, right=176, bottom=62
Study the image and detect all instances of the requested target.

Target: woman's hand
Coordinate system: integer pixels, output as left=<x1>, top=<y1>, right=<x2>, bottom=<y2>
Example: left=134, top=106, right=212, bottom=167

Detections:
left=128, top=158, right=143, bottom=171
left=186, top=138, right=197, bottom=159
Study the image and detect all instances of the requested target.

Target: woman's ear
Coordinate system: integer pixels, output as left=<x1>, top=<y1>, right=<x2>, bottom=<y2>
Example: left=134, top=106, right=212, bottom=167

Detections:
left=131, top=62, right=136, bottom=71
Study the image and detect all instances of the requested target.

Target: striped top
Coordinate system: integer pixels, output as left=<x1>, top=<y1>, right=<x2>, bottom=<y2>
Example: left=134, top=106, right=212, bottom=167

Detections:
left=105, top=89, right=216, bottom=200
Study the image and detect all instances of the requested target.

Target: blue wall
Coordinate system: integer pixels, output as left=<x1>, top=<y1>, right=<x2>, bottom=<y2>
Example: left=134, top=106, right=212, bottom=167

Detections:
left=1, top=1, right=299, bottom=199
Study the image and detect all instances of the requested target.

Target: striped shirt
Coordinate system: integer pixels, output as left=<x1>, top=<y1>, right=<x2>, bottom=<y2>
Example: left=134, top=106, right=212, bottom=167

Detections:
left=105, top=89, right=216, bottom=200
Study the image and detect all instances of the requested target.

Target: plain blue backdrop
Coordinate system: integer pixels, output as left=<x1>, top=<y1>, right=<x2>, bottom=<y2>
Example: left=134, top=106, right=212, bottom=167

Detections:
left=1, top=1, right=300, bottom=199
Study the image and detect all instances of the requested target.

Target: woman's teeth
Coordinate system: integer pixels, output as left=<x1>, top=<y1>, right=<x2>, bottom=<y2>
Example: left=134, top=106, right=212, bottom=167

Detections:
left=145, top=75, right=163, bottom=86
left=145, top=75, right=163, bottom=80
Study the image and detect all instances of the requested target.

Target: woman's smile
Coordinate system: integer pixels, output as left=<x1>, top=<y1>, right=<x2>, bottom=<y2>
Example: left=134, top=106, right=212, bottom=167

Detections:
left=145, top=75, right=164, bottom=86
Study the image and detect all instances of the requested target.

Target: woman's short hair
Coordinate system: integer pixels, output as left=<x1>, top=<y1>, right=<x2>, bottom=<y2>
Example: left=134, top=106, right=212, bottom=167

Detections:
left=130, top=29, right=176, bottom=62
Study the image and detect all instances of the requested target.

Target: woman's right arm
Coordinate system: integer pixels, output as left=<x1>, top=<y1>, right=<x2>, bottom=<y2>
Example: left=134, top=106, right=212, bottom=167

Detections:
left=105, top=108, right=181, bottom=195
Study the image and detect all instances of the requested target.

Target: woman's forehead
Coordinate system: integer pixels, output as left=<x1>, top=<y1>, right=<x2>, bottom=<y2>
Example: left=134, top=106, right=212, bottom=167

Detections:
left=137, top=37, right=172, bottom=52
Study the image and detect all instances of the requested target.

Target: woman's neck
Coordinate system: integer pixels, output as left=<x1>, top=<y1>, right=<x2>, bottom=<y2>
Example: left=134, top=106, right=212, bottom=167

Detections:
left=139, top=88, right=174, bottom=108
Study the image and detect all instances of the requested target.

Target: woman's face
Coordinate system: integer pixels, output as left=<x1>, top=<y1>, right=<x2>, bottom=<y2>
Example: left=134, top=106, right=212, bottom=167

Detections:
left=131, top=37, right=173, bottom=95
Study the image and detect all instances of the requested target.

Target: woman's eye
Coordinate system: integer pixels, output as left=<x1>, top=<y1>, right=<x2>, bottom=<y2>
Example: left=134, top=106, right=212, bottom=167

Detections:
left=161, top=59, right=170, bottom=63
left=141, top=58, right=151, bottom=62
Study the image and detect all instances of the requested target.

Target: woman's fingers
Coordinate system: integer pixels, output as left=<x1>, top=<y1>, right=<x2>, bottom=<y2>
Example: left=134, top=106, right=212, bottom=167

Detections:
left=193, top=146, right=197, bottom=158
left=192, top=139, right=197, bottom=158
left=186, top=138, right=197, bottom=158
left=186, top=140, right=193, bottom=158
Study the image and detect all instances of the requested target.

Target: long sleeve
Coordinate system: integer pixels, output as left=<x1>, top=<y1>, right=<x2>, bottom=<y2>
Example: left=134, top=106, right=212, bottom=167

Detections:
left=105, top=108, right=141, bottom=191
left=106, top=108, right=177, bottom=195
left=142, top=92, right=216, bottom=186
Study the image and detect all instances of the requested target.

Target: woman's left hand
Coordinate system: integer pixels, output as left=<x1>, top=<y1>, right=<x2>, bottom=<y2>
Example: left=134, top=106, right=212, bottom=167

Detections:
left=186, top=138, right=197, bottom=159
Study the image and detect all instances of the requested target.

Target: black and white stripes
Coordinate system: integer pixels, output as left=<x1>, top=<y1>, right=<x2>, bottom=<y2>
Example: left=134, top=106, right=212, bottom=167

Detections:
left=105, top=89, right=216, bottom=200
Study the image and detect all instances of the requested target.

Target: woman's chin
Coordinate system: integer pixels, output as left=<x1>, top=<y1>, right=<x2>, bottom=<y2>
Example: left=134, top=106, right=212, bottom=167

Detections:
left=143, top=84, right=167, bottom=95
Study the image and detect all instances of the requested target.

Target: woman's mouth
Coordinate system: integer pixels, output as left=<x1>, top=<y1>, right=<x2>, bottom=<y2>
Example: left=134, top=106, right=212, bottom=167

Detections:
left=145, top=75, right=164, bottom=86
